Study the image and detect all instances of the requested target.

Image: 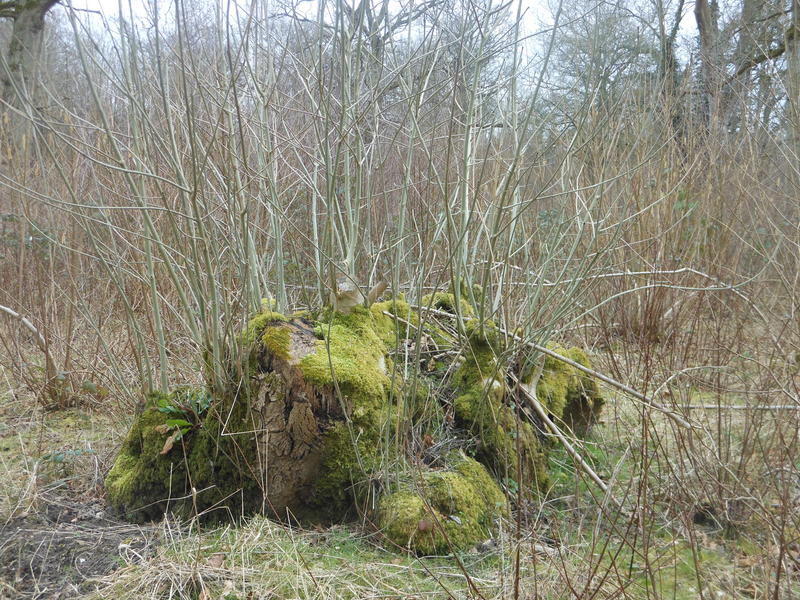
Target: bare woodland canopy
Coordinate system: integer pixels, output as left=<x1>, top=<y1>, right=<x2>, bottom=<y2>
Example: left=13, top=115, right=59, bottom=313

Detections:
left=1, top=0, right=799, bottom=144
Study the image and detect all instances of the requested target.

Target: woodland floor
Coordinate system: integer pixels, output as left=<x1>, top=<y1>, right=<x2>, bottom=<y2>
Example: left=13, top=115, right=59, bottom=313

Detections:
left=0, top=364, right=794, bottom=599
left=0, top=390, right=157, bottom=599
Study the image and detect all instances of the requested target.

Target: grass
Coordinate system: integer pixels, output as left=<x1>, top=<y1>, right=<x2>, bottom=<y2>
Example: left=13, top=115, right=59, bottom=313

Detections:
left=0, top=392, right=120, bottom=522
left=1, top=370, right=794, bottom=599
left=89, top=519, right=517, bottom=599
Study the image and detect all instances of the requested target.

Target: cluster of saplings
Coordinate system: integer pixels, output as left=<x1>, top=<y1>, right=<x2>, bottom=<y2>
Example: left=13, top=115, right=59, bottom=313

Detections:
left=106, top=289, right=602, bottom=554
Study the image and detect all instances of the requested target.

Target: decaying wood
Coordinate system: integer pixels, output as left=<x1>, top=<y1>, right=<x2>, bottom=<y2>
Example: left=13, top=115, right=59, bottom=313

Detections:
left=249, top=318, right=343, bottom=514
left=413, top=304, right=693, bottom=430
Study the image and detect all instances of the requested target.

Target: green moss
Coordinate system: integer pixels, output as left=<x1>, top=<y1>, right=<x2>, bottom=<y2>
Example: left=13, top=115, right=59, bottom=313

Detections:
left=261, top=325, right=291, bottom=360
left=106, top=385, right=267, bottom=523
left=465, top=282, right=485, bottom=309
left=449, top=338, right=604, bottom=492
left=312, top=420, right=383, bottom=515
left=300, top=307, right=390, bottom=405
left=108, top=294, right=602, bottom=552
left=105, top=392, right=197, bottom=521
left=408, top=379, right=442, bottom=432
left=369, top=299, right=441, bottom=430
left=421, top=292, right=475, bottom=317
left=108, top=305, right=401, bottom=524
left=181, top=389, right=266, bottom=519
left=240, top=310, right=287, bottom=347
left=536, top=348, right=573, bottom=418
left=296, top=307, right=398, bottom=513
left=378, top=452, right=507, bottom=555
left=465, top=319, right=502, bottom=353
left=369, top=299, right=418, bottom=347
left=560, top=348, right=604, bottom=435
left=451, top=323, right=548, bottom=489
left=378, top=491, right=427, bottom=549
left=537, top=344, right=604, bottom=435
left=237, top=309, right=291, bottom=377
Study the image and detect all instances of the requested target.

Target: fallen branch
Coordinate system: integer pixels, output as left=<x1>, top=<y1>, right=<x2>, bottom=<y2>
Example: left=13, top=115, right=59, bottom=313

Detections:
left=0, top=304, right=57, bottom=386
left=507, top=371, right=609, bottom=495
left=411, top=304, right=693, bottom=430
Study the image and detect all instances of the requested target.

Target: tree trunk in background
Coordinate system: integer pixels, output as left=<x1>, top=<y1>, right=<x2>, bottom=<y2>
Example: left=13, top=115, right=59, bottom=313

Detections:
left=695, top=0, right=721, bottom=131
left=655, top=0, right=686, bottom=148
left=1, top=0, right=59, bottom=157
left=788, top=0, right=800, bottom=166
left=728, top=0, right=768, bottom=133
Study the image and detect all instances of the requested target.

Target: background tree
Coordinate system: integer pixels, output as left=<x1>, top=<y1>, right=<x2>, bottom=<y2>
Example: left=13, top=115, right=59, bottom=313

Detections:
left=693, top=0, right=721, bottom=129
left=1, top=0, right=59, bottom=106
left=1, top=0, right=59, bottom=152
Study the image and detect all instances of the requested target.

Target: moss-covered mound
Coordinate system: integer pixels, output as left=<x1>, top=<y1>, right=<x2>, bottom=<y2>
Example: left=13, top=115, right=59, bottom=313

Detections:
left=420, top=291, right=475, bottom=317
left=369, top=298, right=420, bottom=346
left=449, top=323, right=605, bottom=492
left=108, top=386, right=285, bottom=521
left=106, top=293, right=603, bottom=555
left=105, top=386, right=267, bottom=522
left=106, top=305, right=403, bottom=523
left=378, top=452, right=506, bottom=555
left=451, top=321, right=549, bottom=489
left=538, top=345, right=604, bottom=436
left=105, top=390, right=200, bottom=522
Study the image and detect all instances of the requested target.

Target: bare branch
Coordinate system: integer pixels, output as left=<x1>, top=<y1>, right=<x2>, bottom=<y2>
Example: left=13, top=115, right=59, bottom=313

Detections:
left=733, top=24, right=797, bottom=78
left=413, top=304, right=694, bottom=430
left=0, top=304, right=57, bottom=387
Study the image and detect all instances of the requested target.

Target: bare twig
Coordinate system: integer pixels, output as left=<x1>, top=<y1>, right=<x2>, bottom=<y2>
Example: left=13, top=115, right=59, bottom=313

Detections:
left=0, top=304, right=57, bottom=386
left=412, top=304, right=694, bottom=430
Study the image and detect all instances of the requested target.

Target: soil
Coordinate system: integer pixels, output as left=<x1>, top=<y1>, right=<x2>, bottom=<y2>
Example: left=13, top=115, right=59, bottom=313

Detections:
left=0, top=492, right=158, bottom=599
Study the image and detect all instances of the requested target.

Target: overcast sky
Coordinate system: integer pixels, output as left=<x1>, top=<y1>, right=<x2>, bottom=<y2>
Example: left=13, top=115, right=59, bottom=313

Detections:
left=64, top=0, right=698, bottom=39
left=65, top=0, right=575, bottom=37
left=60, top=0, right=699, bottom=70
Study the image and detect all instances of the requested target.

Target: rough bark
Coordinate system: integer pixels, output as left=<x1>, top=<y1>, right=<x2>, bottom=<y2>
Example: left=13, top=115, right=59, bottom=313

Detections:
left=727, top=0, right=773, bottom=132
left=1, top=0, right=59, bottom=151
left=695, top=0, right=721, bottom=129
left=247, top=318, right=342, bottom=513
left=788, top=0, right=800, bottom=159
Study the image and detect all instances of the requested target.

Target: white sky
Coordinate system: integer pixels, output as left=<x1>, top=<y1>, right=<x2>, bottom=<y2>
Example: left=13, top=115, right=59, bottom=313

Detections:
left=65, top=1, right=699, bottom=36
left=62, top=0, right=699, bottom=63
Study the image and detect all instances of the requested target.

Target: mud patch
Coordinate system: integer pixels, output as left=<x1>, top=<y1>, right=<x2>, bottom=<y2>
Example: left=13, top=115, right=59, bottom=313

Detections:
left=0, top=493, right=158, bottom=599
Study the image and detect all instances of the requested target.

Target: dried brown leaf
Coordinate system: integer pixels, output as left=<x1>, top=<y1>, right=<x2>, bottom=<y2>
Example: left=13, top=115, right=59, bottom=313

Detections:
left=159, top=430, right=180, bottom=455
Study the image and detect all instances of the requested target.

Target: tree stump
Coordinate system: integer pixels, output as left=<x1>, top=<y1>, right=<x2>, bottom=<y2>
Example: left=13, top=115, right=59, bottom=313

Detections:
left=105, top=309, right=392, bottom=522
left=105, top=299, right=603, bottom=554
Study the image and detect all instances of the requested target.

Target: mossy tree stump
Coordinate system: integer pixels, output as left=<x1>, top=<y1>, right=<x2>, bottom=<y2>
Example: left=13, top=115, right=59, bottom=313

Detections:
left=106, top=298, right=603, bottom=554
left=106, top=308, right=393, bottom=522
